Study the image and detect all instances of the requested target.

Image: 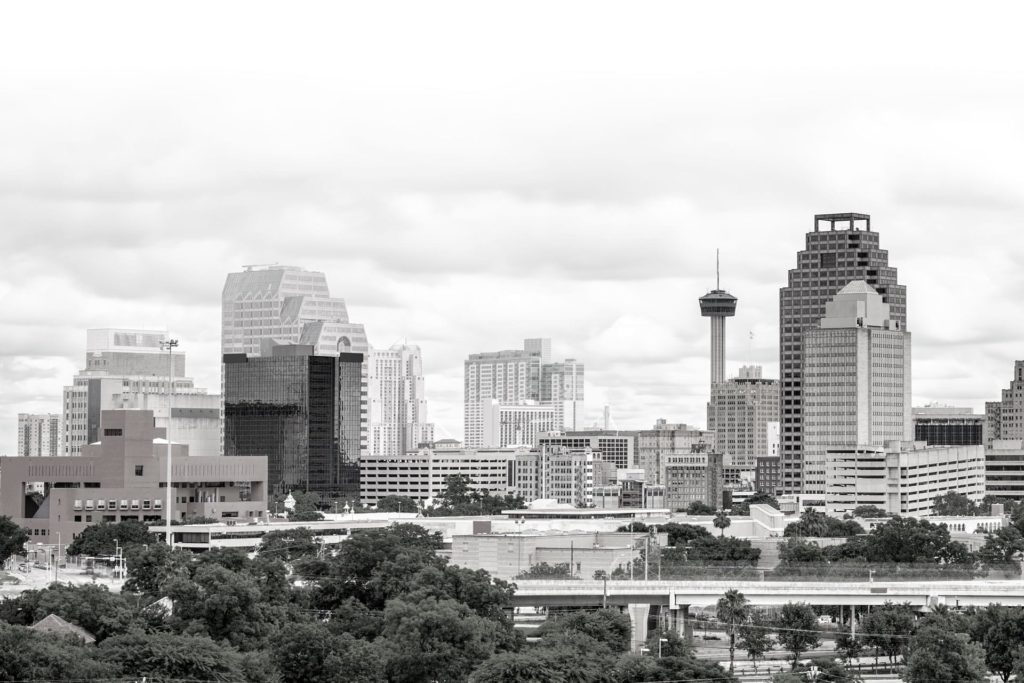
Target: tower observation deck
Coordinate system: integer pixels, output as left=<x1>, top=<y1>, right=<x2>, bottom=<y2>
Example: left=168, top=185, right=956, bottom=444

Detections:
left=699, top=252, right=737, bottom=388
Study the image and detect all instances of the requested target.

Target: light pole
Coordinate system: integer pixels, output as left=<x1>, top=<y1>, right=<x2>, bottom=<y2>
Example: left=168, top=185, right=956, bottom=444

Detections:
left=160, top=338, right=179, bottom=548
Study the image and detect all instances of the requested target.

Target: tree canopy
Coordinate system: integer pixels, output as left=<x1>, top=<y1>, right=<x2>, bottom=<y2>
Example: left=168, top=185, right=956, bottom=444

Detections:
left=0, top=516, right=29, bottom=564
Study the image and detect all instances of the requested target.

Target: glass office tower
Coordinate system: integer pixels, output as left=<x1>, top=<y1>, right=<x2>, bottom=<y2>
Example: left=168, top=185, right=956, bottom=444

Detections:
left=224, top=345, right=362, bottom=502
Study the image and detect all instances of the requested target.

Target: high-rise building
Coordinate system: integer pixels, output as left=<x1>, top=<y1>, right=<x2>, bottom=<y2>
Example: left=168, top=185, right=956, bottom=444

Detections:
left=636, top=420, right=715, bottom=485
left=664, top=447, right=724, bottom=512
left=509, top=445, right=595, bottom=507
left=62, top=329, right=219, bottom=458
left=698, top=255, right=738, bottom=389
left=537, top=430, right=637, bottom=470
left=912, top=404, right=984, bottom=446
left=222, top=265, right=367, bottom=356
left=541, top=359, right=585, bottom=432
left=801, top=281, right=912, bottom=497
left=985, top=361, right=1024, bottom=446
left=221, top=265, right=371, bottom=458
left=779, top=213, right=906, bottom=493
left=480, top=401, right=556, bottom=448
left=367, top=344, right=434, bottom=457
left=463, top=338, right=583, bottom=447
left=223, top=345, right=363, bottom=501
left=17, top=414, right=60, bottom=457
left=706, top=365, right=780, bottom=471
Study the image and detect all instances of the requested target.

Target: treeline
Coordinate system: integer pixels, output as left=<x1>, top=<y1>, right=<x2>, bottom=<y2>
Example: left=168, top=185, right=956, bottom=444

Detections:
left=0, top=519, right=738, bottom=682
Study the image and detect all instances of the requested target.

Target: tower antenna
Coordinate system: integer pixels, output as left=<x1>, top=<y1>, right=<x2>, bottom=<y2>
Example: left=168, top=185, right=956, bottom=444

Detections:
left=716, top=249, right=720, bottom=290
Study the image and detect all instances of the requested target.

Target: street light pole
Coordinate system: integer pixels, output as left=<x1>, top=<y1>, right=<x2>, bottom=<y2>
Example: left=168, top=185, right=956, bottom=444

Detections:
left=160, top=338, right=179, bottom=548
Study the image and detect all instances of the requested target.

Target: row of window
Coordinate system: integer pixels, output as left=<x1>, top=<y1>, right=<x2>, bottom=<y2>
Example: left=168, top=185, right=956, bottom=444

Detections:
left=74, top=499, right=163, bottom=511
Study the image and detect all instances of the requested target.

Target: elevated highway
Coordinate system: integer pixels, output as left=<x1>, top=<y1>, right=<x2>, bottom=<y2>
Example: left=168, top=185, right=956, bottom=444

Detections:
left=511, top=579, right=1024, bottom=651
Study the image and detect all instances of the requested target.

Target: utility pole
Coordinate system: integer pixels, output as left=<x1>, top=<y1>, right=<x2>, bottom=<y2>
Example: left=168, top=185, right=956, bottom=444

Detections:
left=160, top=338, right=179, bottom=548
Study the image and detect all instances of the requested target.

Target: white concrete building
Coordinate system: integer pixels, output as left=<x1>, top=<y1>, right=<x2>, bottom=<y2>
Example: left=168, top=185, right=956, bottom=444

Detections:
left=367, top=343, right=434, bottom=458
left=358, top=443, right=523, bottom=505
left=464, top=338, right=584, bottom=448
left=17, top=413, right=60, bottom=457
left=509, top=446, right=595, bottom=507
left=802, top=281, right=912, bottom=497
left=480, top=400, right=556, bottom=449
left=62, top=329, right=220, bottom=458
left=985, top=439, right=1024, bottom=500
left=825, top=441, right=985, bottom=516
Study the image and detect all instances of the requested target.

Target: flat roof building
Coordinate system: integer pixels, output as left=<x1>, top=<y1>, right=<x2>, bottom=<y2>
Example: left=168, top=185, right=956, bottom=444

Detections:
left=0, top=410, right=267, bottom=545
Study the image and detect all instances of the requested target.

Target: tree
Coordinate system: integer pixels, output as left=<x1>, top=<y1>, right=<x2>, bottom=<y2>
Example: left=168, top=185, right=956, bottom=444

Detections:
left=536, top=609, right=632, bottom=654
left=97, top=632, right=248, bottom=681
left=687, top=501, right=716, bottom=515
left=661, top=522, right=711, bottom=546
left=516, top=562, right=575, bottom=579
left=469, top=650, right=572, bottom=683
left=844, top=504, right=892, bottom=519
left=616, top=522, right=650, bottom=533
left=713, top=511, right=731, bottom=536
left=861, top=602, right=915, bottom=665
left=775, top=602, right=821, bottom=669
left=381, top=595, right=500, bottom=683
left=835, top=629, right=863, bottom=663
left=0, top=623, right=118, bottom=680
left=271, top=621, right=384, bottom=683
left=0, top=583, right=140, bottom=641
left=777, top=537, right=826, bottom=564
left=0, top=516, right=29, bottom=564
left=644, top=627, right=692, bottom=659
left=738, top=611, right=775, bottom=672
left=731, top=492, right=779, bottom=516
left=65, top=519, right=155, bottom=556
left=716, top=589, right=750, bottom=672
left=784, top=509, right=864, bottom=538
left=377, top=495, right=419, bottom=513
left=904, top=624, right=987, bottom=683
left=931, top=491, right=979, bottom=516
left=289, top=509, right=325, bottom=521
left=978, top=526, right=1024, bottom=570
left=969, top=605, right=1024, bottom=683
left=257, top=526, right=321, bottom=562
left=124, top=543, right=192, bottom=595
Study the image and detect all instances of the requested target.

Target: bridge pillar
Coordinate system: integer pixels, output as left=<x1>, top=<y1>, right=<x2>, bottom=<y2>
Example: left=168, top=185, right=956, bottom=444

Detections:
left=626, top=603, right=651, bottom=652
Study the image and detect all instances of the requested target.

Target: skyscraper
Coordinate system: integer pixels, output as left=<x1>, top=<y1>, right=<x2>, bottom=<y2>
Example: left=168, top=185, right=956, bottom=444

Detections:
left=463, top=338, right=583, bottom=448
left=367, top=343, right=434, bottom=457
left=221, top=265, right=370, bottom=458
left=222, top=265, right=368, bottom=356
left=698, top=255, right=737, bottom=389
left=985, top=361, right=1024, bottom=446
left=62, top=329, right=220, bottom=457
left=778, top=213, right=906, bottom=493
left=224, top=344, right=362, bottom=500
left=706, top=365, right=780, bottom=471
left=802, top=281, right=911, bottom=496
left=17, top=413, right=60, bottom=457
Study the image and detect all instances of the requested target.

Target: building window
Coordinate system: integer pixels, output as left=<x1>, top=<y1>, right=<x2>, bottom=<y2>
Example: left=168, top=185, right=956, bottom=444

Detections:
left=104, top=428, right=123, bottom=436
left=135, top=465, right=144, bottom=476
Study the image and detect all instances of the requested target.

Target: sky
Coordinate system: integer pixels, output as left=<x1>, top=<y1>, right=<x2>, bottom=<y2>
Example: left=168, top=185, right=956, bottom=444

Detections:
left=3, top=1, right=1024, bottom=452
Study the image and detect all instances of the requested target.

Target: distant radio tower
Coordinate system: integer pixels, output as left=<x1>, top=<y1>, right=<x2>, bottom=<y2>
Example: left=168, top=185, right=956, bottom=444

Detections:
left=698, top=250, right=737, bottom=389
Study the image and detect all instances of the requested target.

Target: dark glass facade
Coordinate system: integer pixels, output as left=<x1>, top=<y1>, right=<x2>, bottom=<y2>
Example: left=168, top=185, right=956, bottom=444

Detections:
left=914, top=418, right=984, bottom=447
left=224, top=346, right=363, bottom=501
left=778, top=214, right=906, bottom=494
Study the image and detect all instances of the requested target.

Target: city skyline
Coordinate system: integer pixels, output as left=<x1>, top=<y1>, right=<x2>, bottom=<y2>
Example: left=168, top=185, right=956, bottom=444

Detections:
left=4, top=4, right=1024, bottom=453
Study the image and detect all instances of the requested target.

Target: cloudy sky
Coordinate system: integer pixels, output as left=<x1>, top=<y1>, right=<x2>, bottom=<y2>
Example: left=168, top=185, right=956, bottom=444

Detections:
left=3, top=1, right=1024, bottom=452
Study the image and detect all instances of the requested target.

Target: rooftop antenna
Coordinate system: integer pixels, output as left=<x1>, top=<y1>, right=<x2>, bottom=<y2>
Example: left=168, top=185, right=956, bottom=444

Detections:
left=716, top=248, right=720, bottom=290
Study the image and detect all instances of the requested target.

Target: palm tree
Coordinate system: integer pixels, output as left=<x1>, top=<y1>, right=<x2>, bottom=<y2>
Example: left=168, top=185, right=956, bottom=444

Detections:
left=716, top=588, right=751, bottom=672
left=713, top=510, right=731, bottom=537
